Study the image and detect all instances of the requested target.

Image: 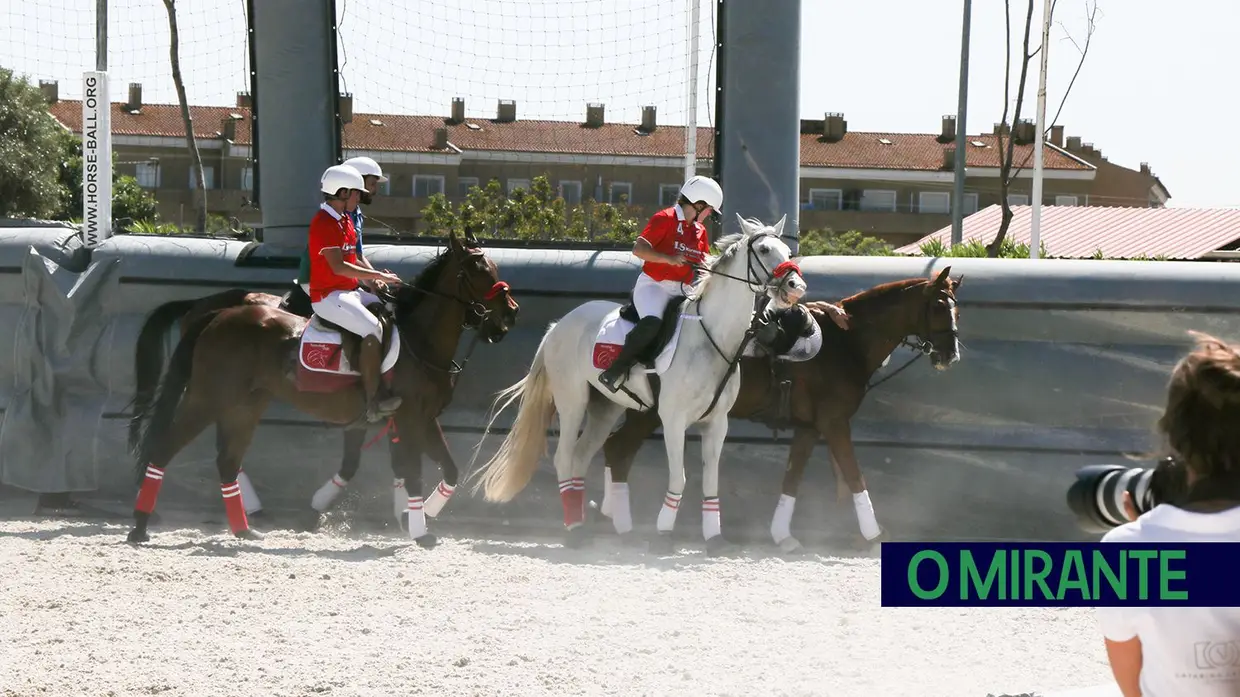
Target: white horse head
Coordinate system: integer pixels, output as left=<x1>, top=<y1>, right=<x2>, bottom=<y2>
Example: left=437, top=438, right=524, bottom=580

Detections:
left=688, top=213, right=806, bottom=307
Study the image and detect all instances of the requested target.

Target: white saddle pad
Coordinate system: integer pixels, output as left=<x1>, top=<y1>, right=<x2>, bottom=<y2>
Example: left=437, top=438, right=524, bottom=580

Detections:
left=298, top=315, right=402, bottom=375
left=592, top=307, right=689, bottom=376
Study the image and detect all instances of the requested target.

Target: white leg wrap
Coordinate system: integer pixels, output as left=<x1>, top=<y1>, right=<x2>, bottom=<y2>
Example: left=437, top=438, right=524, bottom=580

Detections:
left=657, top=491, right=681, bottom=533
left=423, top=480, right=455, bottom=518
left=393, top=479, right=407, bottom=523
left=310, top=474, right=349, bottom=512
left=600, top=467, right=614, bottom=518
left=236, top=470, right=263, bottom=514
left=406, top=496, right=428, bottom=539
left=702, top=497, right=721, bottom=540
left=609, top=481, right=632, bottom=534
left=771, top=494, right=795, bottom=543
left=853, top=490, right=881, bottom=541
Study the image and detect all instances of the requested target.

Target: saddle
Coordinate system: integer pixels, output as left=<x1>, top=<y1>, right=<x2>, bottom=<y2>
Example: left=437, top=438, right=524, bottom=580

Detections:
left=284, top=285, right=397, bottom=368
left=618, top=293, right=688, bottom=367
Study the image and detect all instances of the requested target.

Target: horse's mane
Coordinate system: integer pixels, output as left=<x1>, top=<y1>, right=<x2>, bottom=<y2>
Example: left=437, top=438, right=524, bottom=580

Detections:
left=686, top=224, right=754, bottom=301
left=805, top=277, right=928, bottom=320
left=392, top=245, right=455, bottom=322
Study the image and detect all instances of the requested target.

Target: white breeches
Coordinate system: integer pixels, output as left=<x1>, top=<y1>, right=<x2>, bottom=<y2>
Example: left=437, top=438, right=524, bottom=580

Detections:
left=632, top=272, right=688, bottom=319
left=312, top=288, right=383, bottom=340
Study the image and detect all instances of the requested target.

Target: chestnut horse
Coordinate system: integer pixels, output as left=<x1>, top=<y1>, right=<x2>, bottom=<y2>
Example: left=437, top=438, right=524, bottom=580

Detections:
left=126, top=230, right=519, bottom=546
left=597, top=267, right=963, bottom=552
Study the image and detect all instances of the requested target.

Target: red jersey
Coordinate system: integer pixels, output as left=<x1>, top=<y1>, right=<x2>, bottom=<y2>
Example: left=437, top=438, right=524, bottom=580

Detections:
left=638, top=206, right=710, bottom=284
left=307, top=205, right=361, bottom=303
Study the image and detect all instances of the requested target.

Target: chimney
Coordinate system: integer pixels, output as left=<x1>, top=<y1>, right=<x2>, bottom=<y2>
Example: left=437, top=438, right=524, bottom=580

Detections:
left=126, top=82, right=142, bottom=111
left=943, top=148, right=956, bottom=170
left=993, top=121, right=1010, bottom=136
left=434, top=127, right=449, bottom=149
left=640, top=105, right=657, bottom=133
left=236, top=92, right=252, bottom=109
left=823, top=112, right=846, bottom=142
left=1014, top=119, right=1035, bottom=144
left=496, top=99, right=516, bottom=123
left=1049, top=125, right=1064, bottom=147
left=585, top=102, right=605, bottom=128
left=1082, top=142, right=1096, bottom=154
left=221, top=113, right=242, bottom=142
left=338, top=93, right=353, bottom=124
left=39, top=80, right=58, bottom=104
left=1140, top=162, right=1151, bottom=176
left=450, top=97, right=465, bottom=124
left=1066, top=135, right=1081, bottom=151
left=939, top=114, right=956, bottom=142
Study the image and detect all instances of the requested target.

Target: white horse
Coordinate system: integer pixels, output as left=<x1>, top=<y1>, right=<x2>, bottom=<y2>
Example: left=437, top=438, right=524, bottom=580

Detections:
left=469, top=214, right=807, bottom=554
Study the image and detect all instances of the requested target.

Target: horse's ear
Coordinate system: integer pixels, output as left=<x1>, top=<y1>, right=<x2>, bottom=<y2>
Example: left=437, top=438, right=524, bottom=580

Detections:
left=447, top=227, right=463, bottom=251
left=952, top=273, right=964, bottom=290
left=933, top=266, right=952, bottom=286
left=773, top=214, right=787, bottom=238
left=734, top=212, right=747, bottom=234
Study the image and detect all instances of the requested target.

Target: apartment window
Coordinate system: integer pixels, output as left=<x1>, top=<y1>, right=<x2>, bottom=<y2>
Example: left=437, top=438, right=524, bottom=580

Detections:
left=189, top=166, right=215, bottom=190
left=458, top=176, right=479, bottom=198
left=413, top=175, right=445, bottom=198
left=240, top=166, right=254, bottom=191
left=809, top=188, right=842, bottom=211
left=559, top=180, right=582, bottom=205
left=860, top=189, right=897, bottom=212
left=1007, top=194, right=1030, bottom=206
left=135, top=162, right=160, bottom=189
left=660, top=184, right=681, bottom=207
left=964, top=192, right=979, bottom=215
left=1055, top=195, right=1079, bottom=206
left=610, top=182, right=632, bottom=205
left=507, top=178, right=530, bottom=196
left=918, top=191, right=951, bottom=215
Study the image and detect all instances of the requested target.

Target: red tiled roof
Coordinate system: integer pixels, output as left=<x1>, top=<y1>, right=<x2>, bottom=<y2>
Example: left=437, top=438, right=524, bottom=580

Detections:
left=897, top=204, right=1240, bottom=260
left=46, top=99, right=1093, bottom=171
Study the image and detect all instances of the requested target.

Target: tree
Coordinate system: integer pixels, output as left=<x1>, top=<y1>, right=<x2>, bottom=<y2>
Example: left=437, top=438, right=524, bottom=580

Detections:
left=0, top=68, right=72, bottom=219
left=422, top=175, right=642, bottom=242
left=54, top=139, right=159, bottom=227
left=986, top=0, right=1098, bottom=257
left=162, top=0, right=208, bottom=233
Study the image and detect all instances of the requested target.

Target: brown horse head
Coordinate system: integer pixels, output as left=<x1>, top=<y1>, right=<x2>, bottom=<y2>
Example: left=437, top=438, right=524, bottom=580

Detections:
left=905, top=265, right=963, bottom=370
left=392, top=227, right=519, bottom=344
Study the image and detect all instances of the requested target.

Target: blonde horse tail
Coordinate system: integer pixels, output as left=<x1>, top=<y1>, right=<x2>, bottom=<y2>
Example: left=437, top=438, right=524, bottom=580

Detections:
left=469, top=325, right=557, bottom=502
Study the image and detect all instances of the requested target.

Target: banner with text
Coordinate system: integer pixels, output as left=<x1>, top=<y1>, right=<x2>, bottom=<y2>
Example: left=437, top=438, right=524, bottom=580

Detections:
left=82, top=71, right=112, bottom=249
left=880, top=541, right=1240, bottom=607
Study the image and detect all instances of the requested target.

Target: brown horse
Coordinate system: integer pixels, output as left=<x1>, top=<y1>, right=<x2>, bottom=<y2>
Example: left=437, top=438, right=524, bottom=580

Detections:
left=597, top=266, right=963, bottom=552
left=127, top=230, right=519, bottom=547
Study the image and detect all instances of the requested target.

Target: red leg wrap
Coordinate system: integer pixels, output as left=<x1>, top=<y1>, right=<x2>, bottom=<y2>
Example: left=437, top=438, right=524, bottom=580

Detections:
left=135, top=465, right=165, bottom=514
left=221, top=481, right=249, bottom=533
left=559, top=479, right=585, bottom=528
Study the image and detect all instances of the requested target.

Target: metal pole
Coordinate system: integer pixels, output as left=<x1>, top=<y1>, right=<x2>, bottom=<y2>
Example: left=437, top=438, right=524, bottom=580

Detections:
left=950, top=0, right=971, bottom=247
left=1030, top=0, right=1052, bottom=259
left=683, top=0, right=701, bottom=182
left=96, top=0, right=108, bottom=71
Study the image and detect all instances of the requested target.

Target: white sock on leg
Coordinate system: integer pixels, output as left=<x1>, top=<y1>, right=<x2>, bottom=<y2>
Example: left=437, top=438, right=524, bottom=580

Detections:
left=657, top=491, right=681, bottom=533
left=423, top=480, right=455, bottom=518
left=610, top=481, right=632, bottom=534
left=853, top=490, right=881, bottom=540
left=771, top=494, right=795, bottom=543
left=406, top=496, right=427, bottom=539
left=310, top=474, right=348, bottom=512
left=600, top=467, right=614, bottom=518
left=236, top=470, right=263, bottom=515
left=702, top=497, right=721, bottom=540
left=393, top=479, right=407, bottom=523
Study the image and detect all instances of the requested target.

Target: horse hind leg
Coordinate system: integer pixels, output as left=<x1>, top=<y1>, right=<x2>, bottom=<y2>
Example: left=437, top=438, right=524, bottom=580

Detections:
left=215, top=398, right=270, bottom=540
left=570, top=399, right=630, bottom=540
left=552, top=395, right=589, bottom=548
left=129, top=396, right=216, bottom=543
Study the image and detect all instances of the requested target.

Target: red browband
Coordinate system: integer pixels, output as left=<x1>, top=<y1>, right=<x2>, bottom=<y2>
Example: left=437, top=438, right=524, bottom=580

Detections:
left=484, top=281, right=510, bottom=300
left=773, top=260, right=801, bottom=278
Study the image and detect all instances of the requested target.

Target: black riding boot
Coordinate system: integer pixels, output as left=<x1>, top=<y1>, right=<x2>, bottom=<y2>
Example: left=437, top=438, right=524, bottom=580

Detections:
left=598, top=316, right=663, bottom=393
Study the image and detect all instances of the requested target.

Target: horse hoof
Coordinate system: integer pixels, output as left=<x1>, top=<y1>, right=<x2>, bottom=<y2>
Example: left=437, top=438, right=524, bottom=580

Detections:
left=564, top=525, right=591, bottom=549
left=648, top=533, right=675, bottom=556
left=776, top=536, right=804, bottom=554
left=127, top=529, right=150, bottom=544
left=235, top=529, right=264, bottom=541
left=854, top=529, right=889, bottom=555
left=705, top=535, right=736, bottom=557
left=413, top=534, right=438, bottom=550
left=302, top=510, right=324, bottom=533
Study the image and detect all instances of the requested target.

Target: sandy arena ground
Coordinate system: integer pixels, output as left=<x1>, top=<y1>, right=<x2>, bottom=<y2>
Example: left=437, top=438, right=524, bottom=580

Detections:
left=0, top=512, right=1119, bottom=697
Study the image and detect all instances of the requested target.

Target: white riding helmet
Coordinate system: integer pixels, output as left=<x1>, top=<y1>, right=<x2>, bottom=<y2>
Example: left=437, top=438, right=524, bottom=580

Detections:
left=342, top=155, right=388, bottom=183
left=320, top=164, right=366, bottom=197
left=679, top=175, right=723, bottom=211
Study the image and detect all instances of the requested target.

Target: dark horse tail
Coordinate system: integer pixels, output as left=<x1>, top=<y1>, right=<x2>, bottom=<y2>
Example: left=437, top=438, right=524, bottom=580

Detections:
left=129, top=306, right=217, bottom=485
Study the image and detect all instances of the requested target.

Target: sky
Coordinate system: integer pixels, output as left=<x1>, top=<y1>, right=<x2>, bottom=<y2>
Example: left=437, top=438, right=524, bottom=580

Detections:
left=2, top=0, right=1236, bottom=208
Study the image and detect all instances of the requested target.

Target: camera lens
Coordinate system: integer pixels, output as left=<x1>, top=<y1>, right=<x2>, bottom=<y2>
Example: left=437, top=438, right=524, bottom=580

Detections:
left=1066, top=464, right=1154, bottom=534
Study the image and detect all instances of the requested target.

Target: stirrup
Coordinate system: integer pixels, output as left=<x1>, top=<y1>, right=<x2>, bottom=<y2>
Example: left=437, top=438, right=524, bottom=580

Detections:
left=598, top=368, right=626, bottom=393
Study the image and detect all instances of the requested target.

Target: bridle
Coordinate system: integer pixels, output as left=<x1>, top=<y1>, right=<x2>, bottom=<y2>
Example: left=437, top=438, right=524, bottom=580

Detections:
left=865, top=288, right=958, bottom=394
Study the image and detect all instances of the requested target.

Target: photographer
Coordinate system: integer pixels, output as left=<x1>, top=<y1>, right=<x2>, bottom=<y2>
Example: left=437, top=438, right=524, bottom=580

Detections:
left=1096, top=331, right=1240, bottom=697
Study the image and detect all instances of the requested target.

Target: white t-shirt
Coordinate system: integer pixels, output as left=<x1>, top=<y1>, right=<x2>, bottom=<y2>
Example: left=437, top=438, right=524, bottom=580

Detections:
left=1096, top=503, right=1240, bottom=697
